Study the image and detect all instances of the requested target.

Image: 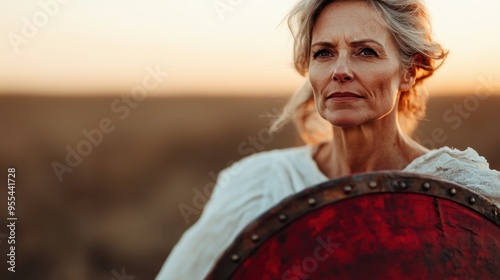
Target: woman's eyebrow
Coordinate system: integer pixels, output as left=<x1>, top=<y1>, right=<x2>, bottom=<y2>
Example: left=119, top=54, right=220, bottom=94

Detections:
left=311, top=41, right=337, bottom=48
left=350, top=39, right=384, bottom=48
left=311, top=39, right=384, bottom=48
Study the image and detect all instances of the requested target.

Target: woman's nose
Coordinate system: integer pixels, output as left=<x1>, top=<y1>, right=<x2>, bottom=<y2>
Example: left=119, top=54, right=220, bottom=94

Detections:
left=332, top=57, right=353, bottom=82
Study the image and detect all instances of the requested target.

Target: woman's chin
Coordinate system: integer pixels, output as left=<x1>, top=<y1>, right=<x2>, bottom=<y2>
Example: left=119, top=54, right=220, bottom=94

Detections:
left=327, top=120, right=363, bottom=128
left=322, top=114, right=364, bottom=128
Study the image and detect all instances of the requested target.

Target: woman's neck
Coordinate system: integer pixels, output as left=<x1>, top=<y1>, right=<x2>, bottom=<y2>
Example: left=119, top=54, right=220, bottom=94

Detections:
left=314, top=117, right=429, bottom=179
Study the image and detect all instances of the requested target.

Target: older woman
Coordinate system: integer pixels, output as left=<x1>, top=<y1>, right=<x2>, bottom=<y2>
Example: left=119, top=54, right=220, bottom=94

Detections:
left=156, top=0, right=500, bottom=279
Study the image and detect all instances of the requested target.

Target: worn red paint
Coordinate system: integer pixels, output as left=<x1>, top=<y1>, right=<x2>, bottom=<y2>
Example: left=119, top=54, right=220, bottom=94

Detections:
left=231, top=194, right=500, bottom=279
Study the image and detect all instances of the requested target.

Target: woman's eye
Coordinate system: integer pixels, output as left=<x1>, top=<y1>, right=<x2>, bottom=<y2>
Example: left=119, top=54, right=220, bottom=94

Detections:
left=312, top=49, right=331, bottom=59
left=359, top=48, right=378, bottom=57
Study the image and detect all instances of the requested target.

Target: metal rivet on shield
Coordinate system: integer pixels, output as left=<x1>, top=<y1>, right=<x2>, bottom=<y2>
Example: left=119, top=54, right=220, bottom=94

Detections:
left=231, top=254, right=240, bottom=262
left=344, top=185, right=353, bottom=194
left=251, top=234, right=260, bottom=242
left=278, top=214, right=288, bottom=222
left=307, top=198, right=317, bottom=206
left=399, top=182, right=407, bottom=189
left=449, top=188, right=457, bottom=196
left=490, top=209, right=498, bottom=218
left=422, top=182, right=430, bottom=191
left=468, top=197, right=476, bottom=205
left=368, top=181, right=377, bottom=188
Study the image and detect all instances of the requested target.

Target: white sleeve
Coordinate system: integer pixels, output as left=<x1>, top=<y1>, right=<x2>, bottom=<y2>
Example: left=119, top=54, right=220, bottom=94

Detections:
left=405, top=147, right=500, bottom=206
left=155, top=154, right=278, bottom=280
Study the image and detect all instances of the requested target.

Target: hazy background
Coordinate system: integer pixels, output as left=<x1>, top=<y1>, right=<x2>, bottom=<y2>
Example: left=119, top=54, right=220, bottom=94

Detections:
left=1, top=0, right=500, bottom=279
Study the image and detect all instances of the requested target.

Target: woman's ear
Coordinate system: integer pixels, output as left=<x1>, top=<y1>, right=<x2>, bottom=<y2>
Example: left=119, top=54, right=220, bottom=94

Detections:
left=399, top=57, right=420, bottom=92
left=400, top=69, right=416, bottom=92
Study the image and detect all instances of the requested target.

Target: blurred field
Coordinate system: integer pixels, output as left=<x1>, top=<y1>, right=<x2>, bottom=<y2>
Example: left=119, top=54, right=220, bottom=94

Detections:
left=0, top=94, right=499, bottom=280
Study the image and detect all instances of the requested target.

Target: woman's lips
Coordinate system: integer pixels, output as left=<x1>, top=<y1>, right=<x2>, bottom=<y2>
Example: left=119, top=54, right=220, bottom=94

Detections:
left=327, top=92, right=364, bottom=101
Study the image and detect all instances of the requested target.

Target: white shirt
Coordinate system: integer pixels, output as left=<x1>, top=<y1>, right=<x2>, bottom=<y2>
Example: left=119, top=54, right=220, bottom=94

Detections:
left=156, top=145, right=500, bottom=280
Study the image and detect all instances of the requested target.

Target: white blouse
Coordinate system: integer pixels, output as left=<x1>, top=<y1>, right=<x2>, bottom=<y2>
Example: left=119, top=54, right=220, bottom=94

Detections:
left=155, top=146, right=500, bottom=280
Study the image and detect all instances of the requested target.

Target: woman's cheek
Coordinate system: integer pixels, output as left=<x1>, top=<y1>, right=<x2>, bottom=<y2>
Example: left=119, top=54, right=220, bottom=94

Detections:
left=309, top=66, right=325, bottom=97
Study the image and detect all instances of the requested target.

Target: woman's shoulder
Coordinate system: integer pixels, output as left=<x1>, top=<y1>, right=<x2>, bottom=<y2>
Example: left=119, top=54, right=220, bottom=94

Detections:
left=407, top=146, right=491, bottom=167
left=216, top=145, right=314, bottom=182
left=239, top=145, right=313, bottom=165
left=405, top=146, right=496, bottom=173
left=211, top=145, right=324, bottom=199
left=405, top=146, right=500, bottom=205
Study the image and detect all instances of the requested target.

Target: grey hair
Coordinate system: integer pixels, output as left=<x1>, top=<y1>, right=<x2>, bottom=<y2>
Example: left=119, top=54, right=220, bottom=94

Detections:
left=271, top=0, right=448, bottom=144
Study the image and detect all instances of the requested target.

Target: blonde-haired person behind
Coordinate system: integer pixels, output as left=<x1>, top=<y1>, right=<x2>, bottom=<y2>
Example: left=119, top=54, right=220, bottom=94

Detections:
left=156, top=0, right=500, bottom=279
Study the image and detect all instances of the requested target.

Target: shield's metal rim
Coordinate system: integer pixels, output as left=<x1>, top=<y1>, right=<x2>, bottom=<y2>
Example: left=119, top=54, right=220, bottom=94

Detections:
left=204, top=171, right=500, bottom=280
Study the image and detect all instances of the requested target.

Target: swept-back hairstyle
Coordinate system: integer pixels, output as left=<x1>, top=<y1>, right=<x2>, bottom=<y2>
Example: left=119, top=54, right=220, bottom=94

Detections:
left=272, top=0, right=448, bottom=143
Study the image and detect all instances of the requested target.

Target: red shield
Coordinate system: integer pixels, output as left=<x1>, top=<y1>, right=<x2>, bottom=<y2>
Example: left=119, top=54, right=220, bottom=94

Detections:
left=206, top=171, right=500, bottom=279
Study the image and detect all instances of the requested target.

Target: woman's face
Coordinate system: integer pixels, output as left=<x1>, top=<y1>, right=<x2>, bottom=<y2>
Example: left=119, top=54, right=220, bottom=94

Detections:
left=309, top=0, right=414, bottom=128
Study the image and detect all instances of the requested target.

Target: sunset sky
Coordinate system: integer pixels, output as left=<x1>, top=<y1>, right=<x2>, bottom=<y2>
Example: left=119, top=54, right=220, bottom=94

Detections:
left=1, top=0, right=499, bottom=96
